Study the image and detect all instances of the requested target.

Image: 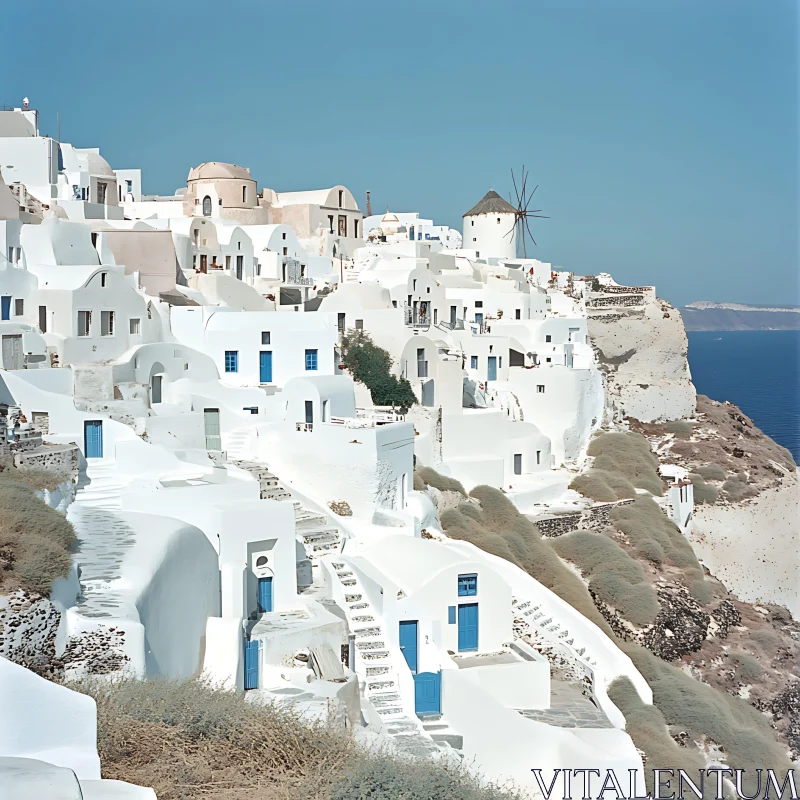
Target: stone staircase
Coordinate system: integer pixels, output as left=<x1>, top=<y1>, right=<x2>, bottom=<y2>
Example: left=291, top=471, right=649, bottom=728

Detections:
left=233, top=460, right=344, bottom=568
left=73, top=460, right=124, bottom=509
left=512, top=596, right=598, bottom=668
left=326, top=558, right=440, bottom=757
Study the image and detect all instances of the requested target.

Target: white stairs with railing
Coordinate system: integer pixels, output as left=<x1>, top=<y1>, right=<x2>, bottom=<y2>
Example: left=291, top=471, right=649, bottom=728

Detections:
left=326, top=558, right=440, bottom=756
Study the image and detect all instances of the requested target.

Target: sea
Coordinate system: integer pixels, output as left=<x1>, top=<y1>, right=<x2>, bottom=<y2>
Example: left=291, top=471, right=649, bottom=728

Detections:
left=686, top=330, right=800, bottom=462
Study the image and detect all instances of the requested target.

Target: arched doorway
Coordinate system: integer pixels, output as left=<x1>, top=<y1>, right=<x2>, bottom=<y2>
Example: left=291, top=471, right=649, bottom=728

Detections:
left=149, top=361, right=166, bottom=405
left=202, top=195, right=212, bottom=217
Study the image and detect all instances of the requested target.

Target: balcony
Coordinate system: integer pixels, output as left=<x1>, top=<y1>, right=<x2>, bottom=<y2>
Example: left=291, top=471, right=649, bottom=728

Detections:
left=404, top=303, right=431, bottom=329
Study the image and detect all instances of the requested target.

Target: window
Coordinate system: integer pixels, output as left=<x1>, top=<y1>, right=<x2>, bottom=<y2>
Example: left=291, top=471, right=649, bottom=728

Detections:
left=129, top=318, right=141, bottom=335
left=537, top=385, right=545, bottom=394
left=328, top=215, right=334, bottom=233
left=475, top=300, right=483, bottom=308
left=545, top=334, right=552, bottom=342
left=433, top=308, right=438, bottom=325
left=282, top=232, right=286, bottom=240
left=283, top=247, right=288, bottom=256
left=536, top=450, right=541, bottom=465
left=100, top=272, right=107, bottom=287
left=448, top=606, right=456, bottom=624
left=202, top=195, right=212, bottom=216
left=14, top=299, right=23, bottom=316
left=261, top=331, right=271, bottom=345
left=101, top=310, right=115, bottom=336
left=38, top=306, right=47, bottom=333
left=224, top=350, right=239, bottom=373
left=354, top=219, right=359, bottom=238
left=499, top=357, right=502, bottom=368
left=77, top=310, right=91, bottom=336
left=413, top=279, right=417, bottom=291
left=193, top=255, right=197, bottom=268
left=244, top=406, right=258, bottom=415
left=497, top=217, right=501, bottom=224
left=242, top=185, right=247, bottom=203
left=225, top=255, right=231, bottom=269
left=338, top=189, right=344, bottom=207
left=126, top=179, right=132, bottom=193
left=471, top=220, right=474, bottom=226
left=514, top=454, right=522, bottom=475
left=355, top=319, right=363, bottom=330
left=470, top=355, right=478, bottom=369
left=305, top=349, right=318, bottom=371
left=515, top=309, right=521, bottom=319
left=458, top=574, right=477, bottom=596
left=97, top=181, right=107, bottom=204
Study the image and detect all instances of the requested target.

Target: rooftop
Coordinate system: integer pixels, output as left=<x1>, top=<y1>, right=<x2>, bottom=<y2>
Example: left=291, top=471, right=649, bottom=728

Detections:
left=463, top=190, right=517, bottom=218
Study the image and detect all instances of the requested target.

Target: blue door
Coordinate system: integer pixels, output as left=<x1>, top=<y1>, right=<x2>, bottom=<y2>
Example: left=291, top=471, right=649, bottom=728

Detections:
left=84, top=421, right=103, bottom=459
left=487, top=356, right=497, bottom=382
left=244, top=638, right=260, bottom=689
left=458, top=603, right=479, bottom=652
left=258, top=576, right=273, bottom=613
left=413, top=672, right=441, bottom=716
left=475, top=312, right=483, bottom=326
left=1, top=297, right=10, bottom=321
left=259, top=351, right=272, bottom=383
left=399, top=620, right=418, bottom=673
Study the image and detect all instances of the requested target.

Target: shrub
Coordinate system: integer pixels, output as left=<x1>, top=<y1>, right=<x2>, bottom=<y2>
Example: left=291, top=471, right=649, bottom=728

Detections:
left=722, top=479, right=758, bottom=502
left=569, top=472, right=616, bottom=502
left=413, top=472, right=425, bottom=491
left=0, top=467, right=70, bottom=492
left=663, top=420, right=694, bottom=438
left=416, top=467, right=466, bottom=496
left=340, top=329, right=417, bottom=408
left=588, top=432, right=663, bottom=495
left=689, top=473, right=719, bottom=505
left=749, top=629, right=779, bottom=649
left=553, top=531, right=660, bottom=626
left=730, top=652, right=763, bottom=683
left=694, top=463, right=726, bottom=481
left=622, top=642, right=791, bottom=790
left=608, top=677, right=706, bottom=795
left=72, top=677, right=517, bottom=800
left=0, top=481, right=76, bottom=595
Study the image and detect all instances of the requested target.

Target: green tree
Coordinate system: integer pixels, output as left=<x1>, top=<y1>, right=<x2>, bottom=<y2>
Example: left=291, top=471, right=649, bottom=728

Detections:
left=340, top=329, right=417, bottom=409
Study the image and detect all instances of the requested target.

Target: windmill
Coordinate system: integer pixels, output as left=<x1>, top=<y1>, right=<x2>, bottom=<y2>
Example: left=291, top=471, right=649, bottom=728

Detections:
left=505, top=166, right=548, bottom=258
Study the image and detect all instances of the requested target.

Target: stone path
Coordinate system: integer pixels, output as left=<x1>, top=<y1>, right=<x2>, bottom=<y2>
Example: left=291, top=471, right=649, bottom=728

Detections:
left=517, top=679, right=613, bottom=728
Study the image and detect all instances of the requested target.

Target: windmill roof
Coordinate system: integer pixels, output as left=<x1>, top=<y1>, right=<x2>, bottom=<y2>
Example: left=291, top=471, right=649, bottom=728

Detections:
left=463, top=190, right=517, bottom=218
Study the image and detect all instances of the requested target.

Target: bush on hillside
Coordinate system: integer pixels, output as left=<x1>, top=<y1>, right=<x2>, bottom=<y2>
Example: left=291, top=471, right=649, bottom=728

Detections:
left=416, top=467, right=466, bottom=496
left=689, top=473, right=719, bottom=505
left=569, top=469, right=637, bottom=502
left=730, top=652, right=763, bottom=683
left=722, top=479, right=758, bottom=502
left=694, top=463, right=727, bottom=481
left=608, top=677, right=706, bottom=795
left=587, top=432, right=663, bottom=495
left=553, top=531, right=660, bottom=626
left=339, top=329, right=417, bottom=409
left=622, top=642, right=791, bottom=792
left=749, top=629, right=780, bottom=649
left=73, top=677, right=516, bottom=800
left=0, top=480, right=76, bottom=595
left=610, top=496, right=712, bottom=605
left=663, top=420, right=694, bottom=439
left=0, top=466, right=70, bottom=492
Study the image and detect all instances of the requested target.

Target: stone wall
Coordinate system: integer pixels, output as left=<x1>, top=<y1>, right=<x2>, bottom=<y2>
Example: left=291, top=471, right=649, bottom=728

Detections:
left=0, top=589, right=62, bottom=678
left=531, top=499, right=635, bottom=538
left=587, top=295, right=645, bottom=308
left=15, top=444, right=79, bottom=475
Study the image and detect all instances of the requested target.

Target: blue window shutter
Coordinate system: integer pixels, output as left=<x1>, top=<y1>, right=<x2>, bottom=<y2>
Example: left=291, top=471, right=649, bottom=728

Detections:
left=225, top=350, right=238, bottom=373
left=305, top=349, right=318, bottom=371
left=448, top=606, right=456, bottom=624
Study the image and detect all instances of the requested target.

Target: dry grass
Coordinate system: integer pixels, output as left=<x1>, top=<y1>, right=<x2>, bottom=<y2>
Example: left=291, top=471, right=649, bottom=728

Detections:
left=72, top=677, right=517, bottom=800
left=569, top=470, right=637, bottom=502
left=416, top=466, right=467, bottom=496
left=0, top=478, right=76, bottom=595
left=587, top=432, right=664, bottom=495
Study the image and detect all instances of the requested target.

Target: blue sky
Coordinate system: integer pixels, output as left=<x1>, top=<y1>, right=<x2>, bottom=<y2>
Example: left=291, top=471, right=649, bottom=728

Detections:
left=1, top=0, right=796, bottom=306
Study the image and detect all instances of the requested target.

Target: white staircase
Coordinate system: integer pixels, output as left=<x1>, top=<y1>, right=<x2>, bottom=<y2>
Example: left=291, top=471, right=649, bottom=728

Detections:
left=326, top=558, right=439, bottom=756
left=73, top=460, right=124, bottom=509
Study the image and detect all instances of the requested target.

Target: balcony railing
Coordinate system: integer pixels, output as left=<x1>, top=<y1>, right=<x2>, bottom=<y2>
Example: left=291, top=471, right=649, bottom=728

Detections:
left=404, top=303, right=430, bottom=329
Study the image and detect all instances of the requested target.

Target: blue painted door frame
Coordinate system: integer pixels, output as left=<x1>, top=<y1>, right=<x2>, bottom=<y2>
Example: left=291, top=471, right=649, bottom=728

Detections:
left=414, top=672, right=441, bottom=716
left=258, top=576, right=273, bottom=613
left=458, top=603, right=479, bottom=652
left=244, top=638, right=260, bottom=689
left=0, top=296, right=10, bottom=321
left=259, top=351, right=272, bottom=383
left=84, top=420, right=103, bottom=459
left=487, top=356, right=497, bottom=381
left=399, top=620, right=418, bottom=673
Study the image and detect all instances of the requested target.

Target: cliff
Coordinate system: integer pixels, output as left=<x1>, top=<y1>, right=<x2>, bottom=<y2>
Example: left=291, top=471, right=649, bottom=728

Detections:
left=680, top=302, right=800, bottom=331
left=587, top=288, right=695, bottom=423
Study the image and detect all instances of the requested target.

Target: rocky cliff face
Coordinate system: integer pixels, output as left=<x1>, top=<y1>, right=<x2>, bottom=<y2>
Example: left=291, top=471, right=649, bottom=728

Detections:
left=588, top=292, right=696, bottom=423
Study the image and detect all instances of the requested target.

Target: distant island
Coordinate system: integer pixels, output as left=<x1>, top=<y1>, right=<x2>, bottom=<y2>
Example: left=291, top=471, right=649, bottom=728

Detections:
left=680, top=301, right=800, bottom=331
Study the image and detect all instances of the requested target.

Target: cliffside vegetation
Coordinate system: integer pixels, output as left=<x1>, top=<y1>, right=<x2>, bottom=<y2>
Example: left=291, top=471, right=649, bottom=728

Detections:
left=339, top=329, right=417, bottom=409
left=0, top=468, right=75, bottom=596
left=74, top=676, right=519, bottom=800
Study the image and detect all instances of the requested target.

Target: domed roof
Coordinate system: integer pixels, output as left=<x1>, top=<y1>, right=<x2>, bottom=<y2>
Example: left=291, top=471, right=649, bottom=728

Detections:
left=463, top=189, right=517, bottom=217
left=187, top=162, right=252, bottom=182
left=381, top=210, right=400, bottom=223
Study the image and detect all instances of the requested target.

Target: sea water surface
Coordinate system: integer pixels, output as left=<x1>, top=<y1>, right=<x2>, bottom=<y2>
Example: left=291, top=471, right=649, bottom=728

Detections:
left=687, top=330, right=800, bottom=461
